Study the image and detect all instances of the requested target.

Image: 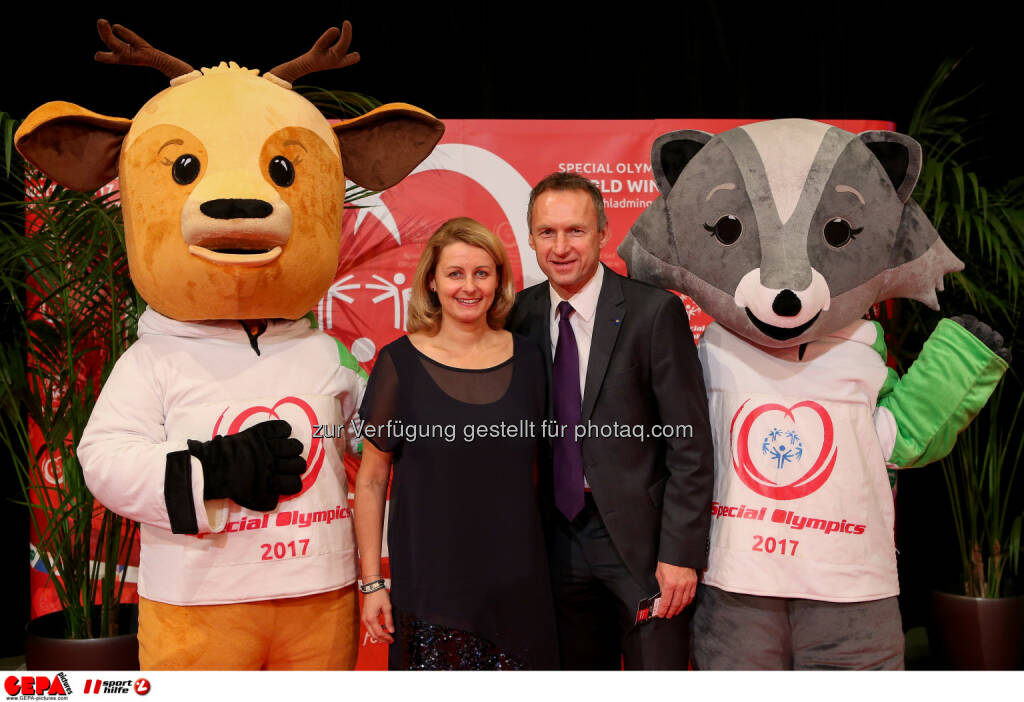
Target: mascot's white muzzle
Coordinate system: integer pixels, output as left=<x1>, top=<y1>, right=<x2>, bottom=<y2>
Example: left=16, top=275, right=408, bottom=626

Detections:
left=180, top=170, right=293, bottom=267
left=734, top=268, right=832, bottom=330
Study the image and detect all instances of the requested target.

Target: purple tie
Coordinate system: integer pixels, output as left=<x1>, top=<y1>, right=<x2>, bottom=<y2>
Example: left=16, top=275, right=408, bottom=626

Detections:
left=553, top=301, right=585, bottom=520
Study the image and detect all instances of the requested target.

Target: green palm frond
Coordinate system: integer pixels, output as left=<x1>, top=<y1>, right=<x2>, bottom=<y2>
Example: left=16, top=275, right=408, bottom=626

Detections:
left=907, top=58, right=1024, bottom=333
left=1, top=119, right=139, bottom=637
left=294, top=86, right=381, bottom=119
left=908, top=55, right=1024, bottom=597
left=941, top=386, right=1024, bottom=597
left=888, top=56, right=1024, bottom=380
left=1, top=111, right=16, bottom=177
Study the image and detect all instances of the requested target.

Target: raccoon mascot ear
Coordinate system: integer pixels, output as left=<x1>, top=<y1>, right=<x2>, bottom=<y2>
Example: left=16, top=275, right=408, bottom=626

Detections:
left=859, top=130, right=963, bottom=309
left=651, top=130, right=713, bottom=195
left=620, top=130, right=714, bottom=289
left=858, top=131, right=922, bottom=203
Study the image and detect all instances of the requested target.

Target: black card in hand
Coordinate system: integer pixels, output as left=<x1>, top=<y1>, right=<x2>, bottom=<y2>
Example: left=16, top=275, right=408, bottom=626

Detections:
left=635, top=592, right=662, bottom=624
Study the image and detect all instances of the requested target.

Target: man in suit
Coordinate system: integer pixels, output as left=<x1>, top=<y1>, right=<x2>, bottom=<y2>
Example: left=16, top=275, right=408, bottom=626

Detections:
left=506, top=172, right=714, bottom=669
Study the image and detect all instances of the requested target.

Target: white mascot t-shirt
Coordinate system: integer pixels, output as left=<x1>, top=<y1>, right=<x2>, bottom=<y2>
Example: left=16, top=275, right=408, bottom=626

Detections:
left=698, top=320, right=898, bottom=602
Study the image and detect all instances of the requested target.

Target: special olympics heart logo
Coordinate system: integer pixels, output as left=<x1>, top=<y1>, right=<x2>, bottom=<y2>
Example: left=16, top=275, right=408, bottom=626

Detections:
left=730, top=399, right=837, bottom=500
left=212, top=396, right=324, bottom=502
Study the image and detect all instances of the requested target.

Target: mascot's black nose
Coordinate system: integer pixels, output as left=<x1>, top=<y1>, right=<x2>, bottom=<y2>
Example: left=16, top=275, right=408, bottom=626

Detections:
left=772, top=289, right=802, bottom=317
left=200, top=199, right=273, bottom=219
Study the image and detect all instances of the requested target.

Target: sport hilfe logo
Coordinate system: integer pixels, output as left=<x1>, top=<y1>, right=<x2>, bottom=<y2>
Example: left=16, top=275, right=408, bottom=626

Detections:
left=80, top=678, right=148, bottom=695
left=212, top=396, right=325, bottom=502
left=731, top=399, right=837, bottom=500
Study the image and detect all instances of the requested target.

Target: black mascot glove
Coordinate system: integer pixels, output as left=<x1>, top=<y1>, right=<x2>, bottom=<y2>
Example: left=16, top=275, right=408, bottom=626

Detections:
left=188, top=419, right=306, bottom=512
left=949, top=314, right=1012, bottom=364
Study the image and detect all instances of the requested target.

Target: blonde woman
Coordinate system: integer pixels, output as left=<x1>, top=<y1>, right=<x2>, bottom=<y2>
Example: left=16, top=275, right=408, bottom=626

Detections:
left=354, top=218, right=556, bottom=669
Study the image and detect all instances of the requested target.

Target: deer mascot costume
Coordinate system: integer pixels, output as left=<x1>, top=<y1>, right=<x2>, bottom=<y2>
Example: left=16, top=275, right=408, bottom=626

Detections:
left=620, top=119, right=1008, bottom=669
left=16, top=20, right=443, bottom=670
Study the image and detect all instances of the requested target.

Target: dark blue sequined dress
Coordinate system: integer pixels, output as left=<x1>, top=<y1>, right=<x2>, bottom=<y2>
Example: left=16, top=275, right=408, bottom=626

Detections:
left=359, top=335, right=557, bottom=670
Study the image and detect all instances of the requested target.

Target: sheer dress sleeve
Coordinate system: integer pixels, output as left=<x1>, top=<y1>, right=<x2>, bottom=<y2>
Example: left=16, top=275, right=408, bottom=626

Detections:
left=356, top=345, right=403, bottom=453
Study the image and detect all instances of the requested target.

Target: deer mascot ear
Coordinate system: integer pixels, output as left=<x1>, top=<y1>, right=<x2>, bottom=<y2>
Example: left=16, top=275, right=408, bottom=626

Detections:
left=15, top=18, right=195, bottom=193
left=15, top=101, right=132, bottom=192
left=333, top=103, right=444, bottom=191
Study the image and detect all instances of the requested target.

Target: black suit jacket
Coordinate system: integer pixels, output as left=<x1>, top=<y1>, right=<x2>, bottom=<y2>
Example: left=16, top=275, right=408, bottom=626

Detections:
left=506, top=265, right=714, bottom=592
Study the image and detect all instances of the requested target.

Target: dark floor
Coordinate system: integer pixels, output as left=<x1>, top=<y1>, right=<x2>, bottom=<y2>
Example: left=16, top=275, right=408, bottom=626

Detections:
left=1, top=655, right=25, bottom=670
left=0, top=628, right=937, bottom=671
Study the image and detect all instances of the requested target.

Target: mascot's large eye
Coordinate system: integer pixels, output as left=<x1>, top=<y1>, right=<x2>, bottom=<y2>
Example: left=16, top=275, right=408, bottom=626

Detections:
left=172, top=155, right=200, bottom=185
left=268, top=156, right=295, bottom=187
left=823, top=218, right=863, bottom=248
left=704, top=215, right=742, bottom=245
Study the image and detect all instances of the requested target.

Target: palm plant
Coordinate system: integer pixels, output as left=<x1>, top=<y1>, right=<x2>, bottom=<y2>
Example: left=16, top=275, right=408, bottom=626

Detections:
left=896, top=57, right=1024, bottom=598
left=941, top=386, right=1023, bottom=597
left=889, top=56, right=1024, bottom=371
left=0, top=111, right=141, bottom=638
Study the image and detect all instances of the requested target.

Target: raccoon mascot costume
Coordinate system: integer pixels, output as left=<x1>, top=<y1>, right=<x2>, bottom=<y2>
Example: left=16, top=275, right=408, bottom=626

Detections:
left=619, top=119, right=1008, bottom=669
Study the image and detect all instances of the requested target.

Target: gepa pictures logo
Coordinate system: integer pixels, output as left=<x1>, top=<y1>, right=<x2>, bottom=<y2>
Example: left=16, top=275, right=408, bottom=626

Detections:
left=4, top=673, right=70, bottom=699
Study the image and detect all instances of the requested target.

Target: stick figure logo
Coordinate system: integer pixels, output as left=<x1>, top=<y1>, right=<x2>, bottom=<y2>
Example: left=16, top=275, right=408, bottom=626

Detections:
left=761, top=427, right=804, bottom=470
left=731, top=399, right=837, bottom=500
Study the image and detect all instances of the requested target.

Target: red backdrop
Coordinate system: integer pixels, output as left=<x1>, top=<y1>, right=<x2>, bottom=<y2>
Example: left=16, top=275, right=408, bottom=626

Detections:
left=27, top=118, right=893, bottom=669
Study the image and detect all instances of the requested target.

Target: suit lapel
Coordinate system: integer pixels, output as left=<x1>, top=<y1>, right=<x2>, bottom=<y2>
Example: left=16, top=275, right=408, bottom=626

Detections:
left=528, top=285, right=552, bottom=369
left=537, top=290, right=554, bottom=418
left=582, top=266, right=626, bottom=421
left=537, top=289, right=552, bottom=369
left=520, top=285, right=554, bottom=416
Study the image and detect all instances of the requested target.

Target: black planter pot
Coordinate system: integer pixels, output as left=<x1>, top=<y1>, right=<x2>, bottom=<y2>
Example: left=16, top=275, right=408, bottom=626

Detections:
left=25, top=604, right=139, bottom=671
left=929, top=591, right=1024, bottom=670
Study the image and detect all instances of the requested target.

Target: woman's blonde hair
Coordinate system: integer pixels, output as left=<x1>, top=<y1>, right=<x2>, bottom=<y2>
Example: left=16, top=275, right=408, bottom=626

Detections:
left=406, top=217, right=516, bottom=334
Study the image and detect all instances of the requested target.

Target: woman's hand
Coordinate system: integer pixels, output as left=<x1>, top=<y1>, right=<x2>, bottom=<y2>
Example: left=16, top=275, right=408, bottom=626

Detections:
left=361, top=587, right=395, bottom=644
left=354, top=441, right=394, bottom=644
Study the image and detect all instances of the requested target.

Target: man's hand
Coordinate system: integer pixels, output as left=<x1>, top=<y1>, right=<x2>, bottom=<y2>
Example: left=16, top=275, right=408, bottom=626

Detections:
left=654, top=562, right=697, bottom=618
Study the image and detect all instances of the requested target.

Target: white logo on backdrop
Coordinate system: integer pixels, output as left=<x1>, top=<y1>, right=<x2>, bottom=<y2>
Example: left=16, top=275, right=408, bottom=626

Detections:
left=316, top=274, right=360, bottom=330
left=366, top=273, right=412, bottom=331
left=345, top=144, right=542, bottom=287
left=411, top=144, right=543, bottom=286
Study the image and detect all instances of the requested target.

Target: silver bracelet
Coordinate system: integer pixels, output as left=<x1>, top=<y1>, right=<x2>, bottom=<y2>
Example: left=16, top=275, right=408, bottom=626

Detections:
left=359, top=578, right=386, bottom=594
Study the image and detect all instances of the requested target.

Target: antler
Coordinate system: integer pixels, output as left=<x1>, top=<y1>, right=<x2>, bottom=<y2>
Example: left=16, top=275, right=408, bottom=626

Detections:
left=94, top=19, right=194, bottom=79
left=267, top=22, right=360, bottom=85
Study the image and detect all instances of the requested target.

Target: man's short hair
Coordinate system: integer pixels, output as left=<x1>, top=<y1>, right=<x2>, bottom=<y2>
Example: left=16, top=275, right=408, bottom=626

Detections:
left=527, top=172, right=607, bottom=232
